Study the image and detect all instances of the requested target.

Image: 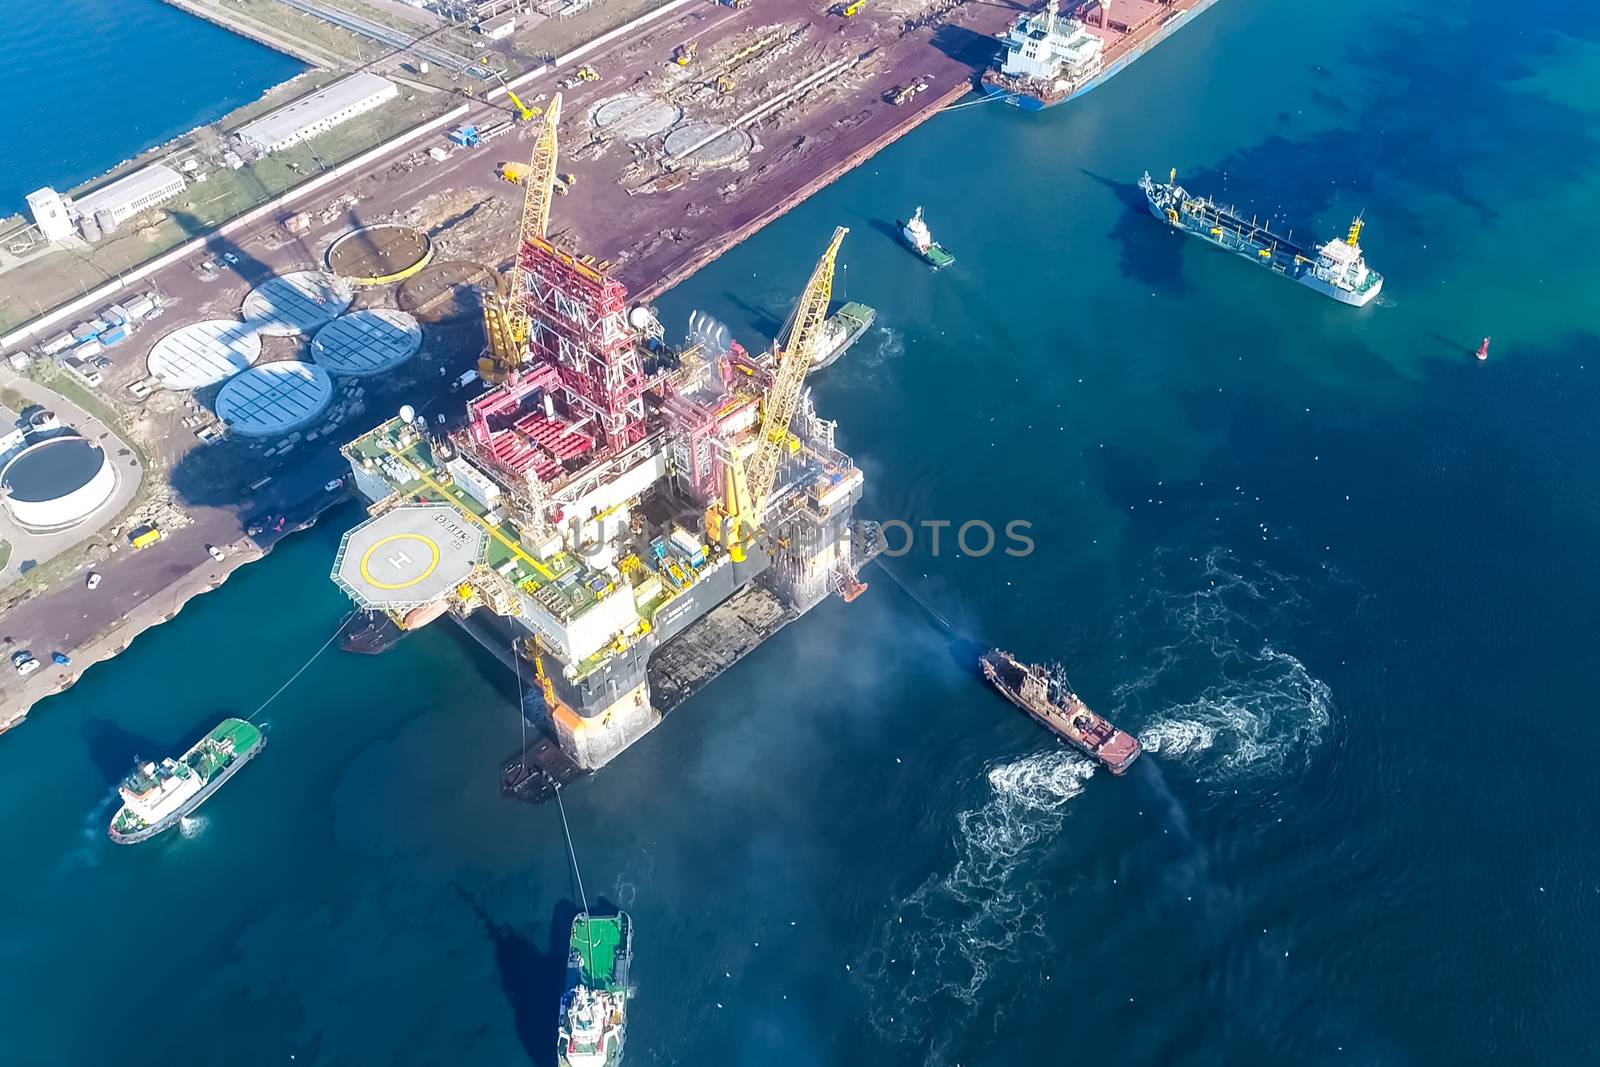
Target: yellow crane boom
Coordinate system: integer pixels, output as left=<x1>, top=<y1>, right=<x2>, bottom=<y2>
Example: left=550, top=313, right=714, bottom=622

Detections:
left=479, top=93, right=563, bottom=381
left=744, top=225, right=847, bottom=517
left=505, top=91, right=563, bottom=346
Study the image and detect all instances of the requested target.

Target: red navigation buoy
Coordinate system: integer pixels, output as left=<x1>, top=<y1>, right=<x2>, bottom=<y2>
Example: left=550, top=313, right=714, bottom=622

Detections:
left=1477, top=337, right=1491, bottom=361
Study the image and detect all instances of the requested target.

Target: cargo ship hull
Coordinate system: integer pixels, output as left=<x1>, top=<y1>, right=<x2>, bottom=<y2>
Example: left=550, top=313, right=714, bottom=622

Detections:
left=980, top=649, right=1140, bottom=774
left=1139, top=172, right=1384, bottom=306
left=981, top=0, right=1220, bottom=111
left=108, top=732, right=266, bottom=845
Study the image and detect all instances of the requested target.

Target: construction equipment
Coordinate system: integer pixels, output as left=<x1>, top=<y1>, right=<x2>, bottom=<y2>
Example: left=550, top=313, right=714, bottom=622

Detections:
left=500, top=163, right=577, bottom=195
left=672, top=42, right=698, bottom=66
left=484, top=65, right=542, bottom=122
left=577, top=64, right=599, bottom=81
left=716, top=74, right=736, bottom=94
left=833, top=0, right=865, bottom=15
left=706, top=227, right=847, bottom=559
left=480, top=93, right=564, bottom=383
left=887, top=76, right=930, bottom=105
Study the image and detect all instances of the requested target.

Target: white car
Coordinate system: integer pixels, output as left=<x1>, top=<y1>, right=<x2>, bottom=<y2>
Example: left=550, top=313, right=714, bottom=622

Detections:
left=12, top=652, right=38, bottom=676
left=86, top=572, right=102, bottom=590
left=224, top=252, right=240, bottom=265
left=207, top=544, right=226, bottom=562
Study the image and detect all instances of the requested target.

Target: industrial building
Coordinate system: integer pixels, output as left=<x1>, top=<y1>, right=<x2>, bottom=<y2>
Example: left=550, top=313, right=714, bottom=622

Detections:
left=478, top=12, right=516, bottom=38
left=71, top=165, right=186, bottom=231
left=236, top=73, right=399, bottom=153
left=331, top=98, right=872, bottom=775
left=25, top=189, right=74, bottom=243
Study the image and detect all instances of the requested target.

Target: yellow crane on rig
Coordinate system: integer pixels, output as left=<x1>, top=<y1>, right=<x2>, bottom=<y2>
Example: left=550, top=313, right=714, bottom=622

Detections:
left=480, top=93, right=564, bottom=383
left=706, top=226, right=847, bottom=561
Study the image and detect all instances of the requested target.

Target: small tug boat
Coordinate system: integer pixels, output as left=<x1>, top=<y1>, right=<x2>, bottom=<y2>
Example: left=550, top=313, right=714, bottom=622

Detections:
left=980, top=649, right=1141, bottom=774
left=899, top=207, right=955, bottom=269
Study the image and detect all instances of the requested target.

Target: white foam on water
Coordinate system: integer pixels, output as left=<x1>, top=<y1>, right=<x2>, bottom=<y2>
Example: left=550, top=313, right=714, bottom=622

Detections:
left=1114, top=547, right=1339, bottom=782
left=1141, top=646, right=1331, bottom=777
left=861, top=750, right=1094, bottom=1056
left=1138, top=718, right=1218, bottom=759
left=59, top=793, right=119, bottom=871
left=178, top=813, right=208, bottom=839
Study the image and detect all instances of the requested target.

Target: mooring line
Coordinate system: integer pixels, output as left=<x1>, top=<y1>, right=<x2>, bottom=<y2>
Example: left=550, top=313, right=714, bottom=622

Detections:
left=246, top=612, right=356, bottom=723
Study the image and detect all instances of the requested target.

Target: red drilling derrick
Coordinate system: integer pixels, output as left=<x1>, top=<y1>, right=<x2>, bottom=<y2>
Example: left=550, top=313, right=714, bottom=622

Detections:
left=521, top=236, right=647, bottom=452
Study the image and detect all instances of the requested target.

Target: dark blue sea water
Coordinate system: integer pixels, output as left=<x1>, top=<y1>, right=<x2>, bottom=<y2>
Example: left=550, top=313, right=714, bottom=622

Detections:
left=0, top=0, right=303, bottom=211
left=4, top=0, right=1600, bottom=1063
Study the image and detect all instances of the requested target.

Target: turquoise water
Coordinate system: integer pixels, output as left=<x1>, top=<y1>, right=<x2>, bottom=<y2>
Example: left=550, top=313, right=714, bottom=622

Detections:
left=0, top=0, right=303, bottom=211
left=5, top=0, right=1600, bottom=1063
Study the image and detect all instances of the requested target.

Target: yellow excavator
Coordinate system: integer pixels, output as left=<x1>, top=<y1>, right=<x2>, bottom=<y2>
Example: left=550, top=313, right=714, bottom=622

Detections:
left=480, top=94, right=564, bottom=384
left=705, top=227, right=847, bottom=561
left=673, top=42, right=698, bottom=66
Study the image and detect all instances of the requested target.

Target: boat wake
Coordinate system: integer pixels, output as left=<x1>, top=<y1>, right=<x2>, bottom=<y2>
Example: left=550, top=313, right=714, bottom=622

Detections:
left=178, top=813, right=209, bottom=839
left=1138, top=645, right=1332, bottom=777
left=59, top=793, right=119, bottom=871
left=861, top=751, right=1094, bottom=1058
left=1112, top=547, right=1339, bottom=781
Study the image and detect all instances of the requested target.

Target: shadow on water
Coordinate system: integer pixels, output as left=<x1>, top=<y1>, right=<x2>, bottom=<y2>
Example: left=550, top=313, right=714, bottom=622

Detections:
left=1081, top=170, right=1190, bottom=293
left=719, top=289, right=785, bottom=345
left=82, top=715, right=210, bottom=786
left=459, top=888, right=579, bottom=1067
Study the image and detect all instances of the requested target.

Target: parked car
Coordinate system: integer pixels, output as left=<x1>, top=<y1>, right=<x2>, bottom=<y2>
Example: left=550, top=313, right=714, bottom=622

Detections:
left=86, top=572, right=101, bottom=590
left=12, top=651, right=38, bottom=676
left=207, top=544, right=225, bottom=562
left=223, top=252, right=240, bottom=265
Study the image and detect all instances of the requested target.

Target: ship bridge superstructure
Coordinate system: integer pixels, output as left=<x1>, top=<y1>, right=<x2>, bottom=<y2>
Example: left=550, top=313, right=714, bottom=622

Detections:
left=998, top=3, right=1105, bottom=86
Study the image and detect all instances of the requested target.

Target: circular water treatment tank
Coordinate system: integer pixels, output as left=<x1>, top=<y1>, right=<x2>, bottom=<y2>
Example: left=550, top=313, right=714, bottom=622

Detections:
left=311, top=309, right=422, bottom=377
left=326, top=224, right=433, bottom=284
left=242, top=271, right=353, bottom=336
left=215, top=361, right=334, bottom=437
left=0, top=436, right=117, bottom=530
left=147, top=319, right=262, bottom=390
left=663, top=122, right=751, bottom=169
left=591, top=94, right=683, bottom=140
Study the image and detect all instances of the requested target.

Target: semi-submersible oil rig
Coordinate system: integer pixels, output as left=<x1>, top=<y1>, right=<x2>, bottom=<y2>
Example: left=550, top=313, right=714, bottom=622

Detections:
left=330, top=94, right=873, bottom=778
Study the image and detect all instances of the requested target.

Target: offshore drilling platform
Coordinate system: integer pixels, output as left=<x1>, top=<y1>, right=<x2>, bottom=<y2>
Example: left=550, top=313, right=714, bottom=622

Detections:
left=330, top=95, right=872, bottom=781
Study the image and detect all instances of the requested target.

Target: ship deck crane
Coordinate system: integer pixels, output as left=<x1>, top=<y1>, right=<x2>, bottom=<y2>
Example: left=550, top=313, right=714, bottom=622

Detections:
left=480, top=93, right=564, bottom=383
left=706, top=226, right=847, bottom=560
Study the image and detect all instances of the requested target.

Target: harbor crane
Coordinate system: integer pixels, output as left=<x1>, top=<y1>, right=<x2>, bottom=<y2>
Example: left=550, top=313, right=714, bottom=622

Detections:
left=480, top=93, right=563, bottom=383
left=706, top=226, right=847, bottom=559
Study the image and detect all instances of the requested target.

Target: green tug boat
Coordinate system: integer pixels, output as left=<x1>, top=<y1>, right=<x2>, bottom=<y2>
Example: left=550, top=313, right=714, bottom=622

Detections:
left=899, top=206, right=955, bottom=269
left=558, top=911, right=633, bottom=1067
left=108, top=718, right=265, bottom=844
left=811, top=301, right=877, bottom=370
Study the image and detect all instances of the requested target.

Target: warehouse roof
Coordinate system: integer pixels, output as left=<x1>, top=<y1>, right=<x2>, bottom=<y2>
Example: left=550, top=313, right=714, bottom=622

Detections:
left=75, top=164, right=184, bottom=218
left=236, top=73, right=397, bottom=149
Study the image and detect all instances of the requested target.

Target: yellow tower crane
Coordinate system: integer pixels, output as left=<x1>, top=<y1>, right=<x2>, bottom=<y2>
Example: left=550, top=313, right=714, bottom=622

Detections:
left=480, top=93, right=563, bottom=382
left=706, top=226, right=847, bottom=560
